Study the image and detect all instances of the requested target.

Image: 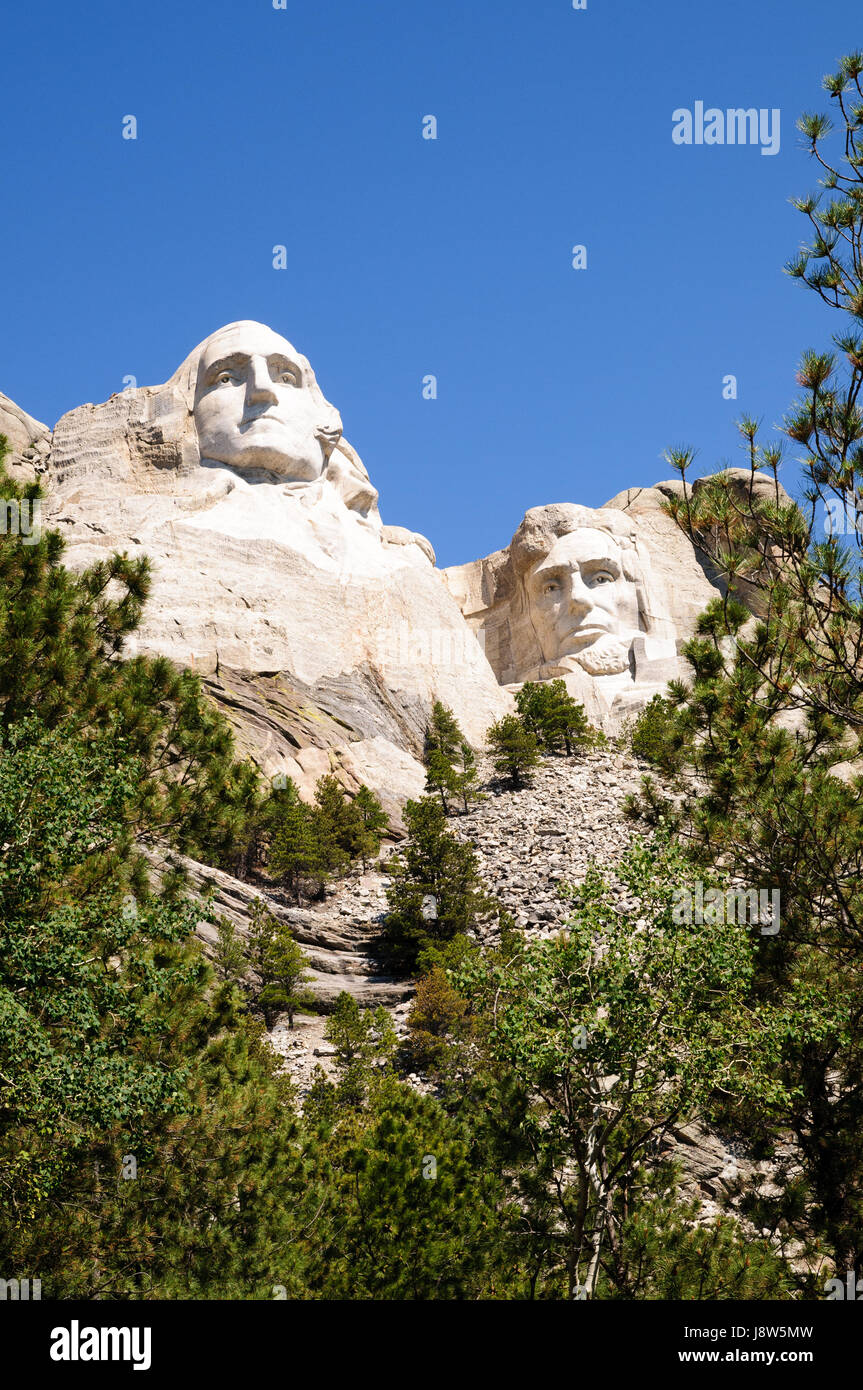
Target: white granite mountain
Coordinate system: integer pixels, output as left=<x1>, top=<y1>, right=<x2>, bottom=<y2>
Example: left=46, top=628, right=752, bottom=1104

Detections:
left=2, top=318, right=756, bottom=811
left=9, top=322, right=512, bottom=823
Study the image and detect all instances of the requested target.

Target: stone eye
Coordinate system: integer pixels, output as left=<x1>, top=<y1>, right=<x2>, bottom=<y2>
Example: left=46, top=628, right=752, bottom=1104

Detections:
left=279, top=371, right=298, bottom=385
left=543, top=582, right=560, bottom=595
left=593, top=573, right=614, bottom=585
left=217, top=372, right=236, bottom=386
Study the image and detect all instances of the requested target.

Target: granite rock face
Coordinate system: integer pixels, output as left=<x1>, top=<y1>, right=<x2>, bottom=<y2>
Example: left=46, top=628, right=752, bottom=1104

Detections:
left=0, top=390, right=51, bottom=483
left=21, top=321, right=511, bottom=808
left=443, top=488, right=732, bottom=732
left=3, top=319, right=783, bottom=794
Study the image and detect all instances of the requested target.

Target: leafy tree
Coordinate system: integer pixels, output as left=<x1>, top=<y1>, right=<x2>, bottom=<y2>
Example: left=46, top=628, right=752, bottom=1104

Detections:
left=452, top=837, right=772, bottom=1299
left=487, top=713, right=540, bottom=786
left=0, top=717, right=324, bottom=1299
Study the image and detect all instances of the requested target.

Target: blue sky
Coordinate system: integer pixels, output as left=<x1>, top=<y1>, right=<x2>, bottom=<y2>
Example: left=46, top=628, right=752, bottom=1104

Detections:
left=1, top=0, right=860, bottom=565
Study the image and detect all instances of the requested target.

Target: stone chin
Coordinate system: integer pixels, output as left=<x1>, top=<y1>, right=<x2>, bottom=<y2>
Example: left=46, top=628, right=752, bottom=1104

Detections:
left=572, top=636, right=633, bottom=677
left=540, top=638, right=633, bottom=678
left=198, top=432, right=326, bottom=481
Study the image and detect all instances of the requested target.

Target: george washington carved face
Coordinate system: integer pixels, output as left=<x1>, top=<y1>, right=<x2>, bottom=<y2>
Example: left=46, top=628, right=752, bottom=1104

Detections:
left=192, top=321, right=340, bottom=480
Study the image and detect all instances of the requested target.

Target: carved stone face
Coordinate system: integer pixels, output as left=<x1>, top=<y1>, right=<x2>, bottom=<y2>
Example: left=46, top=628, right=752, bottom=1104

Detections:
left=525, top=528, right=642, bottom=675
left=193, top=321, right=329, bottom=479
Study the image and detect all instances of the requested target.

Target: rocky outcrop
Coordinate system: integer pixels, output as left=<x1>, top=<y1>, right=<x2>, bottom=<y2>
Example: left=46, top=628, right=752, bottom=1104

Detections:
left=443, top=495, right=722, bottom=734
left=4, top=321, right=511, bottom=809
left=0, top=391, right=51, bottom=483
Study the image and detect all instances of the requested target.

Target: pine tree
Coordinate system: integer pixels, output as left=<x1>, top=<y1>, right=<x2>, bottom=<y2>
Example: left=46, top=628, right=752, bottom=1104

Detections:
left=349, top=784, right=389, bottom=868
left=0, top=442, right=264, bottom=870
left=302, top=1078, right=512, bottom=1299
left=382, top=797, right=494, bottom=970
left=312, top=774, right=354, bottom=877
left=424, top=745, right=459, bottom=813
left=212, top=915, right=247, bottom=988
left=406, top=966, right=469, bottom=1072
left=246, top=899, right=315, bottom=1030
left=486, top=713, right=540, bottom=786
left=649, top=53, right=863, bottom=1278
left=423, top=701, right=465, bottom=812
left=515, top=679, right=601, bottom=756
left=268, top=784, right=330, bottom=903
left=454, top=740, right=481, bottom=813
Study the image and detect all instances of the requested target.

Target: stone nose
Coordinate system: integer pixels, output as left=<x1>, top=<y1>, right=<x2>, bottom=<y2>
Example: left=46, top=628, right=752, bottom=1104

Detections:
left=245, top=355, right=279, bottom=407
left=565, top=571, right=594, bottom=618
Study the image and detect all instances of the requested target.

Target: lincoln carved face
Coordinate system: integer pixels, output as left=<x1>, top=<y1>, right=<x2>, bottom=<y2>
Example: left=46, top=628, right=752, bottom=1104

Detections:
left=193, top=321, right=337, bottom=480
left=525, top=527, right=642, bottom=676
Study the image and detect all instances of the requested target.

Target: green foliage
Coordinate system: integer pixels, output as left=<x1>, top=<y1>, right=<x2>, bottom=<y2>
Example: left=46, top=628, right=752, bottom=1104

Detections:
left=268, top=784, right=329, bottom=902
left=611, top=1194, right=793, bottom=1301
left=486, top=713, right=540, bottom=786
left=350, top=784, right=389, bottom=867
left=0, top=715, right=323, bottom=1298
left=450, top=836, right=772, bottom=1298
left=302, top=1077, right=515, bottom=1299
left=515, top=680, right=604, bottom=756
left=0, top=446, right=263, bottom=870
left=423, top=700, right=481, bottom=813
left=324, top=992, right=397, bottom=1072
left=246, top=899, right=315, bottom=1029
left=267, top=775, right=387, bottom=899
left=381, top=797, right=495, bottom=971
left=406, top=966, right=470, bottom=1073
left=212, top=916, right=247, bottom=988
left=654, top=54, right=863, bottom=1278
left=629, top=694, right=688, bottom=773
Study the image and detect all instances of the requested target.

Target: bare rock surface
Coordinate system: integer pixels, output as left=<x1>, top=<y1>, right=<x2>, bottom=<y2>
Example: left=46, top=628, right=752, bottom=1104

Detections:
left=0, top=390, right=51, bottom=482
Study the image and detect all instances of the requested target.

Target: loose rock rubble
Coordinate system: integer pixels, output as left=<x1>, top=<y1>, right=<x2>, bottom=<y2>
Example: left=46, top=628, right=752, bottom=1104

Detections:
left=452, top=748, right=652, bottom=938
left=259, top=746, right=659, bottom=1091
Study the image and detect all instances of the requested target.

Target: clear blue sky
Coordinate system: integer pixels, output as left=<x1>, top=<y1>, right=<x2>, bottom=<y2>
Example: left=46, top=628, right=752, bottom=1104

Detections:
left=1, top=0, right=860, bottom=565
